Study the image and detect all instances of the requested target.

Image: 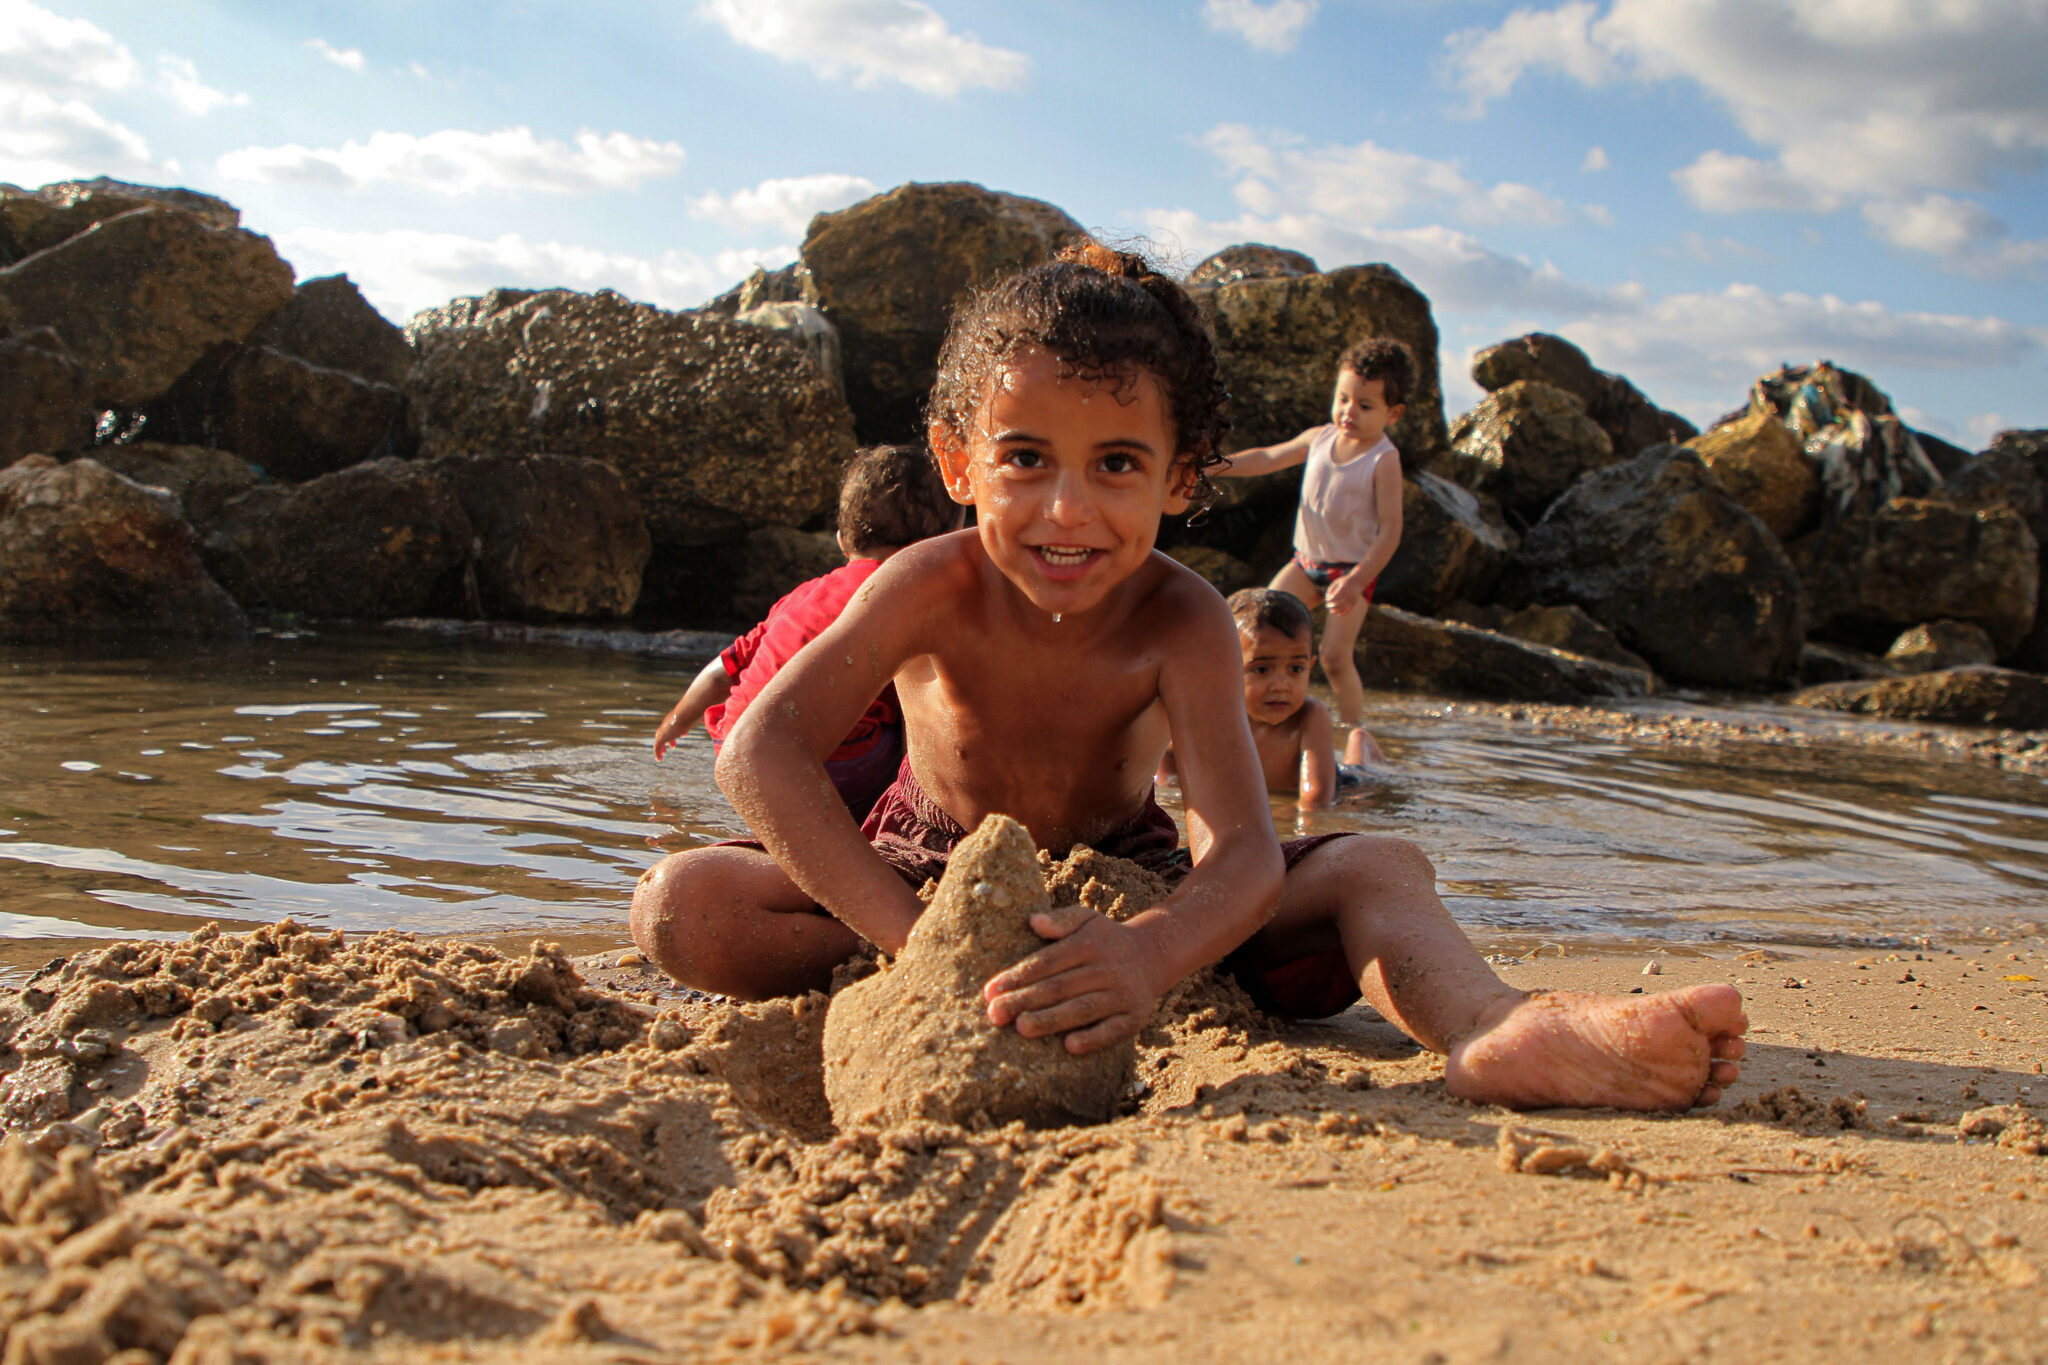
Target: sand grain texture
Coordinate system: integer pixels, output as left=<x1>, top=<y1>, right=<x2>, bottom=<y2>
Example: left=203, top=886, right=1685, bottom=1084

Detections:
left=823, top=813, right=1139, bottom=1130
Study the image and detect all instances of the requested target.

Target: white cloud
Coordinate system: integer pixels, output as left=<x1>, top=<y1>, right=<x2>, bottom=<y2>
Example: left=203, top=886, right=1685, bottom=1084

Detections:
left=1202, top=0, right=1319, bottom=54
left=1667, top=230, right=1767, bottom=264
left=1580, top=145, right=1608, bottom=173
left=689, top=172, right=876, bottom=237
left=1444, top=1, right=2048, bottom=272
left=1200, top=123, right=1573, bottom=229
left=695, top=0, right=1028, bottom=95
left=156, top=55, right=246, bottom=115
left=306, top=38, right=365, bottom=72
left=217, top=126, right=685, bottom=196
left=0, top=89, right=154, bottom=185
left=0, top=0, right=138, bottom=94
left=277, top=226, right=792, bottom=323
left=1862, top=193, right=2048, bottom=278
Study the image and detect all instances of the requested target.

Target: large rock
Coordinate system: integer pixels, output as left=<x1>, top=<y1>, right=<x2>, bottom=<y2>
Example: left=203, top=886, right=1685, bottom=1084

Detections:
left=407, top=290, right=856, bottom=548
left=1943, top=446, right=2046, bottom=543
left=67, top=442, right=258, bottom=531
left=0, top=455, right=246, bottom=639
left=204, top=458, right=473, bottom=619
left=1444, top=380, right=1614, bottom=522
left=1189, top=243, right=1319, bottom=287
left=801, top=182, right=1084, bottom=442
left=1167, top=545, right=1258, bottom=596
left=0, top=208, right=294, bottom=407
left=1507, top=445, right=1805, bottom=688
left=1743, top=361, right=1941, bottom=523
left=1201, top=264, right=1447, bottom=460
left=1790, top=666, right=2048, bottom=731
left=146, top=344, right=412, bottom=480
left=823, top=814, right=1137, bottom=1130
left=1359, top=605, right=1654, bottom=703
left=735, top=301, right=842, bottom=394
left=434, top=454, right=650, bottom=621
left=1792, top=498, right=2038, bottom=655
left=1471, top=332, right=1695, bottom=459
left=1375, top=471, right=1515, bottom=615
left=409, top=289, right=856, bottom=548
left=0, top=327, right=95, bottom=463
left=248, top=274, right=415, bottom=387
left=1685, top=407, right=1821, bottom=542
left=698, top=262, right=808, bottom=319
left=0, top=178, right=239, bottom=264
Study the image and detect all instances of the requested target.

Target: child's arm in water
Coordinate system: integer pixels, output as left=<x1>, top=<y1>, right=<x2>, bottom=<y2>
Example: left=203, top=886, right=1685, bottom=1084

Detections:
left=713, top=545, right=953, bottom=957
left=652, top=658, right=733, bottom=760
left=984, top=581, right=1286, bottom=1054
left=1295, top=697, right=1339, bottom=810
left=1213, top=427, right=1319, bottom=478
left=1325, top=451, right=1406, bottom=617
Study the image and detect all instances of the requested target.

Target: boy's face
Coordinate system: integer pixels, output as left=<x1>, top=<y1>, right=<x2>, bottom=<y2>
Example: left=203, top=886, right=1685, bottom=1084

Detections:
left=931, top=346, right=1193, bottom=618
left=1241, top=624, right=1312, bottom=726
left=1330, top=370, right=1404, bottom=448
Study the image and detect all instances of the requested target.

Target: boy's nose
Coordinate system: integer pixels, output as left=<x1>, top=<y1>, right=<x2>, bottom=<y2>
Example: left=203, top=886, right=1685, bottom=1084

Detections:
left=1044, top=473, right=1097, bottom=527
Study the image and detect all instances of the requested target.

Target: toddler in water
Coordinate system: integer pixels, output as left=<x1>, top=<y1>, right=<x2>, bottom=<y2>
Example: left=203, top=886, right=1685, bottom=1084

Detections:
left=631, top=243, right=1746, bottom=1111
left=1215, top=337, right=1414, bottom=746
left=651, top=445, right=958, bottom=819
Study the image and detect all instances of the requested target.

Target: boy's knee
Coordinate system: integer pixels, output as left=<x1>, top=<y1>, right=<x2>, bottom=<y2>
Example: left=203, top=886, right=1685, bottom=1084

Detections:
left=1340, top=832, right=1436, bottom=882
left=1319, top=641, right=1357, bottom=675
left=629, top=855, right=701, bottom=977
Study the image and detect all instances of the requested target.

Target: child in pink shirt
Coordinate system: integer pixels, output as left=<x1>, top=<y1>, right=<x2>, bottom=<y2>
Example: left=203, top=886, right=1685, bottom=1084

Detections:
left=653, top=445, right=959, bottom=818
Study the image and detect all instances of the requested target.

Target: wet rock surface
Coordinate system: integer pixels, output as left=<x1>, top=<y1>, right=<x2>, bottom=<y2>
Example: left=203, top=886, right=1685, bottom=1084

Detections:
left=409, top=288, right=855, bottom=550
left=1446, top=602, right=1650, bottom=672
left=1886, top=620, right=1998, bottom=674
left=1791, top=665, right=2048, bottom=731
left=0, top=455, right=246, bottom=640
left=823, top=815, right=1140, bottom=1130
left=1507, top=446, right=1805, bottom=688
left=1359, top=604, right=1655, bottom=703
left=434, top=453, right=651, bottom=621
left=63, top=442, right=258, bottom=531
left=802, top=182, right=1083, bottom=442
left=1444, top=380, right=1615, bottom=523
left=1188, top=243, right=1319, bottom=287
left=204, top=457, right=474, bottom=619
left=1201, top=264, right=1447, bottom=460
left=0, top=207, right=293, bottom=408
left=146, top=344, right=413, bottom=481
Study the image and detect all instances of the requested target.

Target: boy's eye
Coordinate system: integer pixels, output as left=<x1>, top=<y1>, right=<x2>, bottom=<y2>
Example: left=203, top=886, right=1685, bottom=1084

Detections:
left=1005, top=449, right=1044, bottom=469
left=1100, top=452, right=1139, bottom=474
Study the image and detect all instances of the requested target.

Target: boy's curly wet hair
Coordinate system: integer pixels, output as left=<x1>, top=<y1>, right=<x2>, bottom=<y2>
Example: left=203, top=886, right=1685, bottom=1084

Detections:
left=1227, top=587, right=1313, bottom=642
left=838, top=444, right=959, bottom=556
left=1336, top=336, right=1419, bottom=409
left=927, top=241, right=1231, bottom=510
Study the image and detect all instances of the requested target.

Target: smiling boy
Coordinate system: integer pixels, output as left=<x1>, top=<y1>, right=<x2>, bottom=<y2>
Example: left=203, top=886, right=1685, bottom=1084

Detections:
left=630, top=247, right=1748, bottom=1109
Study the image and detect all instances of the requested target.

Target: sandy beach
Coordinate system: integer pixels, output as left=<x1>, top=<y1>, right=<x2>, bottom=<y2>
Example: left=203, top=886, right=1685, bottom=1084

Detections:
left=0, top=896, right=2042, bottom=1364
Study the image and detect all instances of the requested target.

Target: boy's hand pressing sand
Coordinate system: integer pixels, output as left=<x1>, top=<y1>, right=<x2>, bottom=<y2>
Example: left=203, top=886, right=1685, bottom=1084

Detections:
left=983, top=905, right=1169, bottom=1053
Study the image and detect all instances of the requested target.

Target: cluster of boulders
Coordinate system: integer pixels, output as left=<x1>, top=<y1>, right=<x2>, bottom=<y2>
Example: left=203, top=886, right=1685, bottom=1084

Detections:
left=3, top=174, right=2044, bottom=731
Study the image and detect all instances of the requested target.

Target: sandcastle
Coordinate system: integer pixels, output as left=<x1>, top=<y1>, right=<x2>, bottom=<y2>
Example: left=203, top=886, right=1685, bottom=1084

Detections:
left=821, top=813, right=1140, bottom=1130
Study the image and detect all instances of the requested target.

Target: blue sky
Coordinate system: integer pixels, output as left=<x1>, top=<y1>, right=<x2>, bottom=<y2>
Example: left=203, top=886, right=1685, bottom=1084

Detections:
left=5, top=0, right=2045, bottom=444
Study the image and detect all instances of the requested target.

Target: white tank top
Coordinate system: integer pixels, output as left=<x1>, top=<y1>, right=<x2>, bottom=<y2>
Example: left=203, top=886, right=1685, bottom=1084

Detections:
left=1293, top=428, right=1396, bottom=563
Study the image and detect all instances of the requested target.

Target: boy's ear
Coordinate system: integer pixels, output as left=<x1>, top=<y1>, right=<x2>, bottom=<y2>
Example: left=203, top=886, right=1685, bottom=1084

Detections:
left=1387, top=403, right=1408, bottom=425
left=929, top=421, right=976, bottom=505
left=1163, top=454, right=1201, bottom=517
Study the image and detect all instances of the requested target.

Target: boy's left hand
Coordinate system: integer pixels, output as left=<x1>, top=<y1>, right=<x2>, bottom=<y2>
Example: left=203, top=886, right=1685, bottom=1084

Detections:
left=1326, top=567, right=1371, bottom=615
left=983, top=907, right=1163, bottom=1055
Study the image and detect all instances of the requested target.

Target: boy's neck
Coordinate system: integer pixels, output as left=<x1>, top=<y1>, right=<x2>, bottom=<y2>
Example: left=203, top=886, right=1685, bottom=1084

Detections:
left=845, top=543, right=904, bottom=566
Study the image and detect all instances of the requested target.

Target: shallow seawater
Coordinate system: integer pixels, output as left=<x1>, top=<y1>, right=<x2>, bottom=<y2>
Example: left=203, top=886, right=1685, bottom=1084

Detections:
left=2, top=628, right=2045, bottom=984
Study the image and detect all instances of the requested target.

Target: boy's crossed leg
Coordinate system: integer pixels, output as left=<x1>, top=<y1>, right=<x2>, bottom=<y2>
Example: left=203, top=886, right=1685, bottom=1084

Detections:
left=632, top=848, right=860, bottom=1000
left=1230, top=834, right=1747, bottom=1110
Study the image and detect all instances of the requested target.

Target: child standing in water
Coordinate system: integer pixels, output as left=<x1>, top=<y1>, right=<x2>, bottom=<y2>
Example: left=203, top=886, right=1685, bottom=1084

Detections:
left=1215, top=338, right=1414, bottom=746
left=631, top=245, right=1746, bottom=1111
left=651, top=444, right=958, bottom=820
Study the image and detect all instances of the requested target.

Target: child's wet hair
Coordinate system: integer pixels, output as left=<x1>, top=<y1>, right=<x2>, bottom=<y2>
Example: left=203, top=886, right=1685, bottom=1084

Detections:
left=1337, top=336, right=1419, bottom=410
left=837, top=444, right=959, bottom=556
left=928, top=240, right=1231, bottom=509
left=1227, top=588, right=1314, bottom=643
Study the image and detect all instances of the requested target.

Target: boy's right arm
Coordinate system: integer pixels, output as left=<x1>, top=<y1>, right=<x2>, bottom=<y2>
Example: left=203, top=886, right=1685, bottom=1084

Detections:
left=1215, top=428, right=1318, bottom=478
left=1296, top=700, right=1338, bottom=809
left=715, top=546, right=952, bottom=954
left=652, top=658, right=733, bottom=760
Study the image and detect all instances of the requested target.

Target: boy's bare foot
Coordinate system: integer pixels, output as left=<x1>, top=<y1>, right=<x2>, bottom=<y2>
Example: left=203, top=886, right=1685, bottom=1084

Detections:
left=1443, top=984, right=1748, bottom=1111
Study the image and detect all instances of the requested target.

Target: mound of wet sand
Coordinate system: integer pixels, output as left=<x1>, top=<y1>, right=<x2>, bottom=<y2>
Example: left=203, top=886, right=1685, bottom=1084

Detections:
left=1, top=893, right=2044, bottom=1360
left=823, top=814, right=1142, bottom=1130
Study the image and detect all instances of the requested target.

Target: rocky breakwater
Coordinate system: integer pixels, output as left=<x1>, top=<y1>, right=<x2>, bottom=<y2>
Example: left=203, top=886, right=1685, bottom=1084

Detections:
left=823, top=815, right=1139, bottom=1130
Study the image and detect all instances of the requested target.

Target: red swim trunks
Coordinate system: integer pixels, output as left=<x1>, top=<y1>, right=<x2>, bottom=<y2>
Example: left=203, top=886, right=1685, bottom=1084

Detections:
left=857, top=760, right=1362, bottom=1019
